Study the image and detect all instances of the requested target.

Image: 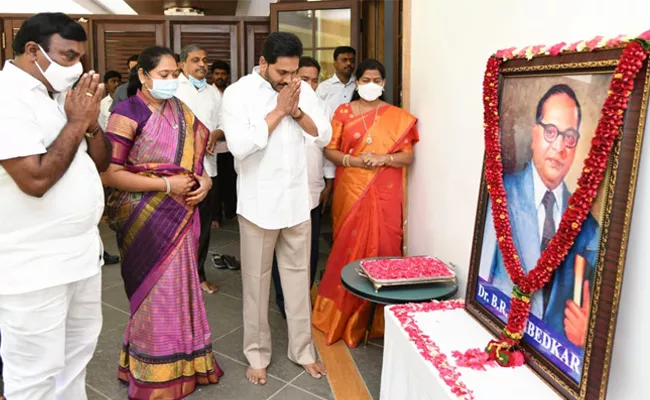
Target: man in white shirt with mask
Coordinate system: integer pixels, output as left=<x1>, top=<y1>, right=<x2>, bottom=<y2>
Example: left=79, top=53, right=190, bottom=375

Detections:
left=174, top=44, right=224, bottom=294
left=222, top=32, right=331, bottom=386
left=271, top=56, right=335, bottom=319
left=0, top=13, right=109, bottom=400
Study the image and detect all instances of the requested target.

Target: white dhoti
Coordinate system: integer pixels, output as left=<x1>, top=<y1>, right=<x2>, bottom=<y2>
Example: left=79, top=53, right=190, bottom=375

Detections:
left=0, top=272, right=103, bottom=400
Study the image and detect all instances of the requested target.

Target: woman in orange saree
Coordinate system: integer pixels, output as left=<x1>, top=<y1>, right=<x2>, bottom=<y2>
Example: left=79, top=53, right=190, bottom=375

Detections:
left=312, top=59, right=419, bottom=348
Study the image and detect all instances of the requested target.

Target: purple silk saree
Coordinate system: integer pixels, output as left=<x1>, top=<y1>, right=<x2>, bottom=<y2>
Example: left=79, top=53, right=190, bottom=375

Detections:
left=105, top=90, right=222, bottom=399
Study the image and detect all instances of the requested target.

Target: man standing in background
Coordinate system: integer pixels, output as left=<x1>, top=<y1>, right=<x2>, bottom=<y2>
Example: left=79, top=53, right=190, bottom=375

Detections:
left=98, top=71, right=121, bottom=131
left=316, top=46, right=356, bottom=111
left=271, top=56, right=335, bottom=318
left=0, top=13, right=109, bottom=399
left=209, top=60, right=238, bottom=230
left=98, top=70, right=123, bottom=265
left=175, top=44, right=223, bottom=294
left=108, top=54, right=138, bottom=112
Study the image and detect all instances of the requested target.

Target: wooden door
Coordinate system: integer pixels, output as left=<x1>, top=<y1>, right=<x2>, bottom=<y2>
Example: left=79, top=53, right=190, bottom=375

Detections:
left=2, top=17, right=92, bottom=71
left=245, top=22, right=269, bottom=73
left=171, top=23, right=239, bottom=81
left=94, top=21, right=164, bottom=78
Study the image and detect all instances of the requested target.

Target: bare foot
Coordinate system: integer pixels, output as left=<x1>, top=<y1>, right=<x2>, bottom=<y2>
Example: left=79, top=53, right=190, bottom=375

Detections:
left=246, top=367, right=267, bottom=385
left=303, top=361, right=327, bottom=379
left=200, top=281, right=219, bottom=294
left=211, top=220, right=221, bottom=229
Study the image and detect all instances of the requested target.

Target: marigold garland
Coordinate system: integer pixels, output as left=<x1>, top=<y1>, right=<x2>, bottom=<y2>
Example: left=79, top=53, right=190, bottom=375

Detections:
left=483, top=40, right=650, bottom=366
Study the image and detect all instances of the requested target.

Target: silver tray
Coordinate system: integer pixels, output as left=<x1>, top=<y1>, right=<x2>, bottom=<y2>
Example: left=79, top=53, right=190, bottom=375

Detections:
left=356, top=258, right=457, bottom=292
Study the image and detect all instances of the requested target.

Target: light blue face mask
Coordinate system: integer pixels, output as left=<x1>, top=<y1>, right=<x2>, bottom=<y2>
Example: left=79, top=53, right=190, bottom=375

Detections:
left=145, top=72, right=178, bottom=100
left=188, top=74, right=207, bottom=89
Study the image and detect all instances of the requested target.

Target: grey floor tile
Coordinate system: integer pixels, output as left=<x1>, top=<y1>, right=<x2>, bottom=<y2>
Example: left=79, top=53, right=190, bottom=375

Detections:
left=101, top=263, right=125, bottom=291
left=207, top=228, right=240, bottom=250
left=86, top=326, right=130, bottom=399
left=210, top=239, right=242, bottom=260
left=187, top=355, right=284, bottom=400
left=100, top=303, right=129, bottom=335
left=291, top=372, right=334, bottom=400
left=86, top=384, right=111, bottom=399
left=102, top=284, right=131, bottom=314
left=202, top=261, right=242, bottom=285
left=269, top=385, right=324, bottom=400
left=203, top=292, right=244, bottom=340
left=349, top=344, right=384, bottom=400
left=212, top=312, right=305, bottom=383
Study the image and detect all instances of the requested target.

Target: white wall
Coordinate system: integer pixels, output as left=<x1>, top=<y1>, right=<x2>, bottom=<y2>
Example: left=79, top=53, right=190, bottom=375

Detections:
left=407, top=0, right=650, bottom=398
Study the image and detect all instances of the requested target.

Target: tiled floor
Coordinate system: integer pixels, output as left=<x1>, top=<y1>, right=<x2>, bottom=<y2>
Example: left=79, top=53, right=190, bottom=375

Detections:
left=0, top=217, right=384, bottom=399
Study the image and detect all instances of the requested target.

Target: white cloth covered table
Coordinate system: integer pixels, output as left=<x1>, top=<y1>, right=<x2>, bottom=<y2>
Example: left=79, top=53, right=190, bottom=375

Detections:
left=380, top=303, right=561, bottom=400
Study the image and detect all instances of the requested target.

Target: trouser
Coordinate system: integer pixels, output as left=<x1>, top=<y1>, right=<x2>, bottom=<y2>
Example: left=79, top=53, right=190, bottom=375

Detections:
left=213, top=152, right=237, bottom=222
left=0, top=272, right=103, bottom=400
left=238, top=216, right=317, bottom=368
left=197, top=181, right=218, bottom=282
left=272, top=205, right=322, bottom=313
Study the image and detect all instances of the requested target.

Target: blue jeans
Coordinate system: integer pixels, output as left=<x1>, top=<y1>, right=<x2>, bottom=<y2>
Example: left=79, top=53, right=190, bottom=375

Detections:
left=271, top=205, right=321, bottom=315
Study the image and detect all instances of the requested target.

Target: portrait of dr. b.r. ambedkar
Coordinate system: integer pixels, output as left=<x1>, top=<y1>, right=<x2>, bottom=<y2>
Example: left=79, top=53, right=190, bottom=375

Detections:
left=478, top=83, right=601, bottom=348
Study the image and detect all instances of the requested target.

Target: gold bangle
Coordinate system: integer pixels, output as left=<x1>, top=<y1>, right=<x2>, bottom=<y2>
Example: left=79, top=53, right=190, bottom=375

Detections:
left=388, top=155, right=394, bottom=165
left=343, top=154, right=351, bottom=167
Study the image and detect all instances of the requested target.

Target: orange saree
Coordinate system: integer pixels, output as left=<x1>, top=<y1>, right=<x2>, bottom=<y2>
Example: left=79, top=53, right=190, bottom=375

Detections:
left=312, top=102, right=419, bottom=348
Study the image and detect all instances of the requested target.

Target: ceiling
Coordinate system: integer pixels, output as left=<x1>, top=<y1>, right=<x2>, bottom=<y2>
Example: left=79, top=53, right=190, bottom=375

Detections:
left=124, top=0, right=239, bottom=15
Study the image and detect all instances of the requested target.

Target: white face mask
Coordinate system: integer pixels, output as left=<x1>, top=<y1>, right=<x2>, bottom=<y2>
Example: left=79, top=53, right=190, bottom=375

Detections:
left=35, top=45, right=83, bottom=92
left=357, top=82, right=384, bottom=101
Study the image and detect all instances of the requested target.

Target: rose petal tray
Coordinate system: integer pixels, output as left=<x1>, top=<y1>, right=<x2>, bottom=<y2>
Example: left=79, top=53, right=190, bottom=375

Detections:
left=356, top=256, right=457, bottom=292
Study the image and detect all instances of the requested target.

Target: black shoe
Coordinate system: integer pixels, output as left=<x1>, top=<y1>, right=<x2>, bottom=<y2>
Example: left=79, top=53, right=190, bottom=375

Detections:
left=103, top=251, right=120, bottom=265
left=223, top=255, right=241, bottom=270
left=211, top=253, right=228, bottom=269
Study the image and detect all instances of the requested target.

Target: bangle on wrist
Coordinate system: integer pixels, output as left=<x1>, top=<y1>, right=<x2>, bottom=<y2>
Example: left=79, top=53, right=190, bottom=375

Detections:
left=388, top=155, right=394, bottom=166
left=161, top=176, right=171, bottom=194
left=293, top=108, right=304, bottom=121
left=342, top=154, right=351, bottom=167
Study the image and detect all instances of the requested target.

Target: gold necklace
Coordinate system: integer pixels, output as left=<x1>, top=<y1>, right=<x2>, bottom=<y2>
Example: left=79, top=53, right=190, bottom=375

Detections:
left=358, top=102, right=381, bottom=145
left=156, top=101, right=179, bottom=130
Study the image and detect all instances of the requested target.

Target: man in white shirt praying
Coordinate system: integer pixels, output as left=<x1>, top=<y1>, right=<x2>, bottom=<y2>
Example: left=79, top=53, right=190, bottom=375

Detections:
left=271, top=56, right=335, bottom=319
left=0, top=13, right=110, bottom=400
left=316, top=46, right=356, bottom=112
left=222, top=32, right=331, bottom=386
left=174, top=44, right=224, bottom=294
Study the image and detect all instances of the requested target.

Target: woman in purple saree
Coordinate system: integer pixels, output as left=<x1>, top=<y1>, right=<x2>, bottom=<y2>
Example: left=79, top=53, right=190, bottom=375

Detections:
left=102, top=46, right=222, bottom=399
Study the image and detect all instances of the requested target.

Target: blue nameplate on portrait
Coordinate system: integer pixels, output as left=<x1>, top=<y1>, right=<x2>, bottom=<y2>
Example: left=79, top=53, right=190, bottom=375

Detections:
left=476, top=278, right=584, bottom=383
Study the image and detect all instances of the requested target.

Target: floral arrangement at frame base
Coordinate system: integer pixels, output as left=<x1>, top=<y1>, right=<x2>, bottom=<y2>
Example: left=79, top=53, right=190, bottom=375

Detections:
left=483, top=31, right=650, bottom=367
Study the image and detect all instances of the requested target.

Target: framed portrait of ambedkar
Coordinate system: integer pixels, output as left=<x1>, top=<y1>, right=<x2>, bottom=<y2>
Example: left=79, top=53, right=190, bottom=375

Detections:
left=465, top=39, right=650, bottom=400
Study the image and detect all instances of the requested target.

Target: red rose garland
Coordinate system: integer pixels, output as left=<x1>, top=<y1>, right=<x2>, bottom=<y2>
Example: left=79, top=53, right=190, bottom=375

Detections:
left=483, top=41, right=649, bottom=366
